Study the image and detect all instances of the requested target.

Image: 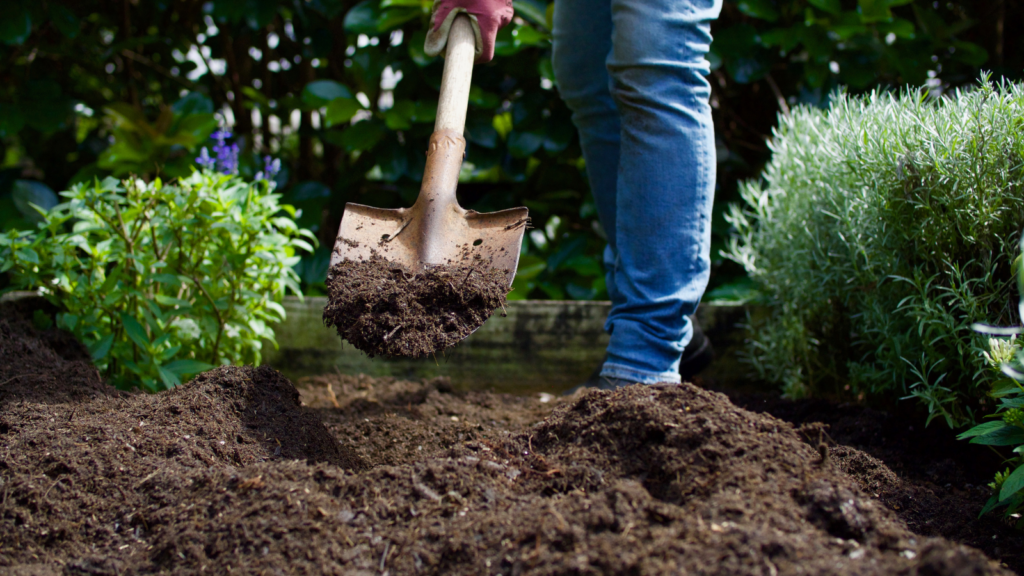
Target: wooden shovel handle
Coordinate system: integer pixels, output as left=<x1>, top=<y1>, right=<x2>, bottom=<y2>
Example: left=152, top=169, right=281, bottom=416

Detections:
left=434, top=15, right=477, bottom=134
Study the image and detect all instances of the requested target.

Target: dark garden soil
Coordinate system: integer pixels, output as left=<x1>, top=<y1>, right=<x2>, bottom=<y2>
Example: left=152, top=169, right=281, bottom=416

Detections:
left=0, top=301, right=1020, bottom=575
left=724, top=390, right=1024, bottom=575
left=323, top=255, right=509, bottom=358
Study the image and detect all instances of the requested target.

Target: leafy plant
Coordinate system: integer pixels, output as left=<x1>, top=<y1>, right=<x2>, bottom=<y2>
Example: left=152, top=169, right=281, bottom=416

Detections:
left=959, top=238, right=1024, bottom=521
left=0, top=170, right=313, bottom=391
left=724, top=76, right=1024, bottom=425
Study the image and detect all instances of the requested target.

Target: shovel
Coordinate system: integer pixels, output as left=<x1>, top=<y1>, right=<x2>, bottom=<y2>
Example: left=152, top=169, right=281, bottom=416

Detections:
left=329, top=15, right=529, bottom=287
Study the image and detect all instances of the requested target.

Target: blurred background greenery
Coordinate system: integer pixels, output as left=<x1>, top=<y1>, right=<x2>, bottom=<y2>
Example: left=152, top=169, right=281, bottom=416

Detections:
left=1, top=0, right=1020, bottom=299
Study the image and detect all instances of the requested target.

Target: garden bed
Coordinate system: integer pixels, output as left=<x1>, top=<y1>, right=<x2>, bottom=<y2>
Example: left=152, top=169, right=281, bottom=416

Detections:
left=1, top=303, right=1020, bottom=575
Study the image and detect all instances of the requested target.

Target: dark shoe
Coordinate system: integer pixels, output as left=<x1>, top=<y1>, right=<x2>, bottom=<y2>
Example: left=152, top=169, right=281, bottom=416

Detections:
left=679, top=321, right=714, bottom=381
left=563, top=374, right=634, bottom=396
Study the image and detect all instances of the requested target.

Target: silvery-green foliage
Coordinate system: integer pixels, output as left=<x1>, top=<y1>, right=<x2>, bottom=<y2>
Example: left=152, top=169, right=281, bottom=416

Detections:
left=0, top=172, right=314, bottom=391
left=726, top=76, right=1024, bottom=426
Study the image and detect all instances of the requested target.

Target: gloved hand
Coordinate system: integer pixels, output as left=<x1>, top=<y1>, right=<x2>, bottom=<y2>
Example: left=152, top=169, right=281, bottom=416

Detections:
left=424, top=0, right=513, bottom=64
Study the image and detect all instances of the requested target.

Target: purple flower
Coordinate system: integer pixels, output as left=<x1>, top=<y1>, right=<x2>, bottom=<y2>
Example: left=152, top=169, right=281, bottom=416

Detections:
left=195, top=147, right=216, bottom=169
left=263, top=156, right=281, bottom=180
left=213, top=141, right=240, bottom=174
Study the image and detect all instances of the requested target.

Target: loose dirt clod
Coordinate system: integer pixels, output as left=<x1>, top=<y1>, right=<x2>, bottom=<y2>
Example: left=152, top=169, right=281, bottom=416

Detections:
left=323, top=255, right=508, bottom=357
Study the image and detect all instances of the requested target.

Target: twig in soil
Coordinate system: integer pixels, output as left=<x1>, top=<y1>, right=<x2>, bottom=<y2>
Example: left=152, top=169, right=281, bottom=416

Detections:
left=383, top=325, right=403, bottom=342
left=461, top=267, right=477, bottom=287
left=42, top=477, right=68, bottom=500
left=326, top=382, right=341, bottom=409
left=0, top=374, right=42, bottom=386
left=380, top=541, right=391, bottom=572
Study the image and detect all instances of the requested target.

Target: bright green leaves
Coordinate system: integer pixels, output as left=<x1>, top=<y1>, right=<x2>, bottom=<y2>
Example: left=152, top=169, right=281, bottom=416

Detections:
left=0, top=173, right=312, bottom=391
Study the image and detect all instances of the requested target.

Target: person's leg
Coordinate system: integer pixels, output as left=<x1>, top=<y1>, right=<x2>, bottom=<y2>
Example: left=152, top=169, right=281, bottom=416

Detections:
left=551, top=0, right=628, bottom=315
left=599, top=0, right=722, bottom=384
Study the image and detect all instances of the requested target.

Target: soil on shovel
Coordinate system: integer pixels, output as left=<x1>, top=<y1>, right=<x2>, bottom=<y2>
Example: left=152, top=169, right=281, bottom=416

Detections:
left=0, top=301, right=1018, bottom=575
left=323, top=254, right=509, bottom=358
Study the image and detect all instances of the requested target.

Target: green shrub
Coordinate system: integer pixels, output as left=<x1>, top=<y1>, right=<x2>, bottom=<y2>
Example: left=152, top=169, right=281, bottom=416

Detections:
left=725, top=76, right=1024, bottom=426
left=0, top=171, right=313, bottom=391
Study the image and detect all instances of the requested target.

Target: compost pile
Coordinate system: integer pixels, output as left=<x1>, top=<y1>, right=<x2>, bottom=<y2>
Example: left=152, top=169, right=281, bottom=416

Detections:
left=323, top=255, right=509, bottom=357
left=0, top=304, right=1017, bottom=575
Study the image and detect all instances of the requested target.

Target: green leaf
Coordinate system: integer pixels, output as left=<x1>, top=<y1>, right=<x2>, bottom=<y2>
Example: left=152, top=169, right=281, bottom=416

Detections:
left=324, top=98, right=363, bottom=127
left=808, top=0, right=841, bottom=15
left=151, top=273, right=181, bottom=287
left=877, top=18, right=915, bottom=39
left=32, top=309, right=53, bottom=330
left=507, top=130, right=544, bottom=158
left=121, top=313, right=151, bottom=349
left=737, top=0, right=779, bottom=22
left=469, top=86, right=501, bottom=109
left=957, top=420, right=1005, bottom=440
left=339, top=120, right=387, bottom=152
left=970, top=426, right=1024, bottom=446
left=49, top=3, right=79, bottom=39
left=154, top=294, right=191, bottom=307
left=303, top=80, right=354, bottom=108
left=60, top=313, right=79, bottom=331
left=344, top=0, right=381, bottom=34
left=1001, top=465, right=1024, bottom=502
left=0, top=2, right=32, bottom=45
left=162, top=359, right=215, bottom=378
left=407, top=29, right=434, bottom=66
left=15, top=247, right=39, bottom=264
left=513, top=0, right=548, bottom=29
left=383, top=100, right=415, bottom=130
left=952, top=41, right=988, bottom=66
left=88, top=334, right=114, bottom=361
left=172, top=91, right=214, bottom=116
left=157, top=365, right=181, bottom=388
left=858, top=0, right=891, bottom=23
left=377, top=7, right=421, bottom=32
left=12, top=180, right=58, bottom=223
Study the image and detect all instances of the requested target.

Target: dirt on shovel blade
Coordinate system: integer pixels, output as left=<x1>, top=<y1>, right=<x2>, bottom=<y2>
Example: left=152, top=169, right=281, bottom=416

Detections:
left=323, top=254, right=509, bottom=358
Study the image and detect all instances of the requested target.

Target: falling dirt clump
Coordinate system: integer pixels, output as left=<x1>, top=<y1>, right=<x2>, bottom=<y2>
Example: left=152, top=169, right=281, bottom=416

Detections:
left=323, top=254, right=509, bottom=357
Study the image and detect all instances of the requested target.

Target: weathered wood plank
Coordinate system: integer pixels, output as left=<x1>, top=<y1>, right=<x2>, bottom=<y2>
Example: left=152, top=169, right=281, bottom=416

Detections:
left=264, top=298, right=749, bottom=394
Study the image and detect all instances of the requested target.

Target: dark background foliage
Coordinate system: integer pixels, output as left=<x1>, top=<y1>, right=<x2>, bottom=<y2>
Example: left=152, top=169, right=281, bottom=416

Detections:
left=1, top=0, right=1020, bottom=298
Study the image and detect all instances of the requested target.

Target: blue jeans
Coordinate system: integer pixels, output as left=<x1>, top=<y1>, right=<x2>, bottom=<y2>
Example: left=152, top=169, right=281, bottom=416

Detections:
left=552, top=0, right=721, bottom=384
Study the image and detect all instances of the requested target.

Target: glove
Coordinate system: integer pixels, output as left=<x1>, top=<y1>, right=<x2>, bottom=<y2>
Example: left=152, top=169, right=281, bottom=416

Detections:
left=424, top=0, right=513, bottom=64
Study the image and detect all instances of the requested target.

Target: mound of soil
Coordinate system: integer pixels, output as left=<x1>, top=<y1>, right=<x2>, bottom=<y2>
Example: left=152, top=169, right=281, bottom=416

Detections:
left=0, top=302, right=1015, bottom=575
left=323, top=255, right=508, bottom=358
left=727, top=392, right=1024, bottom=573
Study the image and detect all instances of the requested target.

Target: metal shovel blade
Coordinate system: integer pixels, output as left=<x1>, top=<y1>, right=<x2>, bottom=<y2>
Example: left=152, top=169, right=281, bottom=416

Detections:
left=329, top=16, right=529, bottom=286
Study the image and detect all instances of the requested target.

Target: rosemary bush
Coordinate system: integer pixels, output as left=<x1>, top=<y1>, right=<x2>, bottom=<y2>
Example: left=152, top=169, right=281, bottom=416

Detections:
left=725, top=77, right=1024, bottom=426
left=0, top=171, right=313, bottom=391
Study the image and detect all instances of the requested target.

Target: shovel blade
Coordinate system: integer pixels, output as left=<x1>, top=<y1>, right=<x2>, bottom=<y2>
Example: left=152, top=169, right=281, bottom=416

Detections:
left=331, top=202, right=529, bottom=286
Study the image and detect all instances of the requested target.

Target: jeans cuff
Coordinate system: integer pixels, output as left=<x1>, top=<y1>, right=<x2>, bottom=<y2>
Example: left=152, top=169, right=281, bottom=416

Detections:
left=600, top=362, right=682, bottom=385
